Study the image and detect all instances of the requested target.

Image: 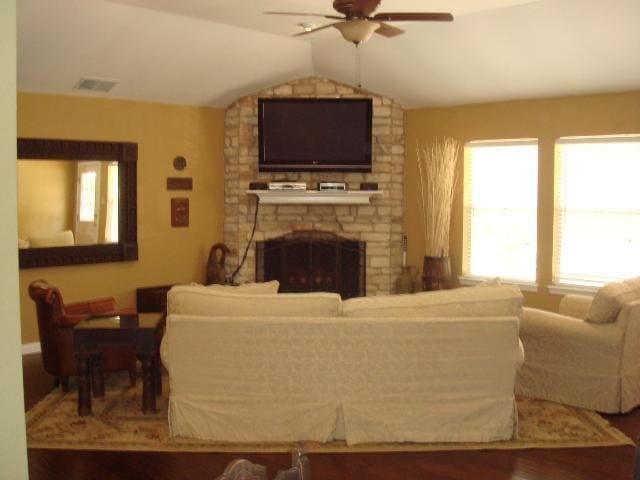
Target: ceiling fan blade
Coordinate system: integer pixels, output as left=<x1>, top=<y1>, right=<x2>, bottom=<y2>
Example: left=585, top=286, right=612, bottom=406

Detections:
left=293, top=22, right=340, bottom=37
left=333, top=0, right=381, bottom=17
left=263, top=11, right=344, bottom=21
left=375, top=22, right=405, bottom=38
left=372, top=12, right=454, bottom=22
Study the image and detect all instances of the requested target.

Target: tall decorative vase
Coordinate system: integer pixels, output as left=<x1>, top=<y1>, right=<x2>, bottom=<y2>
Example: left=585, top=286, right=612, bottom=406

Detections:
left=415, top=137, right=459, bottom=292
left=422, top=256, right=451, bottom=291
left=395, top=266, right=416, bottom=294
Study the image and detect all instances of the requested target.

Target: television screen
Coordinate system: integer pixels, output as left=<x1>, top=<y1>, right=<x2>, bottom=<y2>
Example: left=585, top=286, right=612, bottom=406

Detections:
left=258, top=98, right=372, bottom=173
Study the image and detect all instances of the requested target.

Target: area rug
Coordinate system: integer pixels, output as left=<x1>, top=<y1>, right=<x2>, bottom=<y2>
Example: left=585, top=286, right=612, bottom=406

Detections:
left=26, top=372, right=633, bottom=453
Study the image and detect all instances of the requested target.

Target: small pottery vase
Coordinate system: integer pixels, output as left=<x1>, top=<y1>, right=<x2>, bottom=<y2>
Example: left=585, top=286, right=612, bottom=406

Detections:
left=395, top=266, right=416, bottom=294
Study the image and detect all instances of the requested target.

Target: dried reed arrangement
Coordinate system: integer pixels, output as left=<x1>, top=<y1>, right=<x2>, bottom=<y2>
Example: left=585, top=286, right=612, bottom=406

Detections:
left=415, top=137, right=460, bottom=257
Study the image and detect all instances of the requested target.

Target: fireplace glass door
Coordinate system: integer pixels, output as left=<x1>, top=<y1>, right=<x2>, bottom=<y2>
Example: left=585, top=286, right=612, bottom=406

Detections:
left=256, top=230, right=365, bottom=299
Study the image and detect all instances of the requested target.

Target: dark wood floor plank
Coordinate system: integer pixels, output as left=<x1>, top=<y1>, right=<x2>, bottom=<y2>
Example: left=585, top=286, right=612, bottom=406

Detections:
left=23, top=353, right=640, bottom=480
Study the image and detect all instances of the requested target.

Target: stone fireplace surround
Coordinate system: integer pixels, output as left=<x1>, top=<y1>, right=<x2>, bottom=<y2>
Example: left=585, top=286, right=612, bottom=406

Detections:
left=223, top=77, right=404, bottom=296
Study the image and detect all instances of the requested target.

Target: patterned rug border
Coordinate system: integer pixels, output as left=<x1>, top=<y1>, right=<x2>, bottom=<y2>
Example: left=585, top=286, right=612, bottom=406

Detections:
left=26, top=378, right=635, bottom=454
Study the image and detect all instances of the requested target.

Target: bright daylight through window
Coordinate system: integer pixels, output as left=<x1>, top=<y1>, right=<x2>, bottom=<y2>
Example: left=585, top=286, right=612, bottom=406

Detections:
left=78, top=171, right=97, bottom=222
left=104, top=162, right=119, bottom=243
left=554, top=135, right=640, bottom=287
left=463, top=140, right=538, bottom=284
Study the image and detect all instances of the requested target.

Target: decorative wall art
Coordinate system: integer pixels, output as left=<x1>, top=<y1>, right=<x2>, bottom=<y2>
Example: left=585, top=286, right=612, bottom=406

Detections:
left=171, top=198, right=189, bottom=227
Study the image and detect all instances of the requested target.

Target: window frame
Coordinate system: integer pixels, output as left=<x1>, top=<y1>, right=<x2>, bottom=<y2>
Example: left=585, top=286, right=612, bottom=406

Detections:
left=460, top=138, right=539, bottom=289
left=550, top=134, right=640, bottom=293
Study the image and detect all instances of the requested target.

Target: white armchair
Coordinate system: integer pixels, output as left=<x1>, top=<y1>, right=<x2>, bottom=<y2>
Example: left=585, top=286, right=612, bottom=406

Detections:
left=516, top=286, right=640, bottom=413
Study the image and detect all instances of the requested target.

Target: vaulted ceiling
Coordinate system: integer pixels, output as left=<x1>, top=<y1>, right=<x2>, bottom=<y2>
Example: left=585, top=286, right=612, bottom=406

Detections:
left=17, top=0, right=640, bottom=108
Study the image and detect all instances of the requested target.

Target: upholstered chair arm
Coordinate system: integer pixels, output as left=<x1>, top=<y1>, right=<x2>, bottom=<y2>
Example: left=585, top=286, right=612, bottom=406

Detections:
left=618, top=300, right=640, bottom=411
left=61, top=298, right=136, bottom=326
left=64, top=297, right=118, bottom=315
left=558, top=294, right=593, bottom=319
left=520, top=307, right=624, bottom=376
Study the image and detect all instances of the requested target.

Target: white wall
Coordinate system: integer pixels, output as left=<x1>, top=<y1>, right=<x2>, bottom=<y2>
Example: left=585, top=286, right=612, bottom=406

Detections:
left=0, top=1, right=29, bottom=478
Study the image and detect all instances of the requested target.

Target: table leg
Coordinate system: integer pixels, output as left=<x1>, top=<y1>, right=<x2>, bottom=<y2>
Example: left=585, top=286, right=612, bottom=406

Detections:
left=154, top=352, right=162, bottom=396
left=91, top=353, right=105, bottom=397
left=141, top=356, right=156, bottom=414
left=77, top=355, right=92, bottom=416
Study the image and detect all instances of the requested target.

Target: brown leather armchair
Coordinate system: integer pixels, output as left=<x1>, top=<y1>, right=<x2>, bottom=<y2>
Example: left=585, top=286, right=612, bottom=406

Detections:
left=28, top=279, right=137, bottom=392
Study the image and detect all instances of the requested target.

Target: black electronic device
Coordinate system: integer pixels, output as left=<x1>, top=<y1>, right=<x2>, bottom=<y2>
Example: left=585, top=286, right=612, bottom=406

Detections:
left=258, top=98, right=372, bottom=173
left=359, top=182, right=378, bottom=191
left=249, top=182, right=268, bottom=190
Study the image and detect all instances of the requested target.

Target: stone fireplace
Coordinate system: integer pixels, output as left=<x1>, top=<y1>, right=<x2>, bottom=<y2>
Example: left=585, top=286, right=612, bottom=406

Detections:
left=223, top=77, right=404, bottom=296
left=256, top=230, right=366, bottom=299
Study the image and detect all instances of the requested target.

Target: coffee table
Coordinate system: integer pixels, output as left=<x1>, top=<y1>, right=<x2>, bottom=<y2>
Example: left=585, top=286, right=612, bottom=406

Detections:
left=73, top=312, right=164, bottom=416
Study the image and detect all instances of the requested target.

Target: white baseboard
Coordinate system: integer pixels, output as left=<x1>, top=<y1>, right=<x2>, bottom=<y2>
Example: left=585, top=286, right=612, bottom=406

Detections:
left=22, top=342, right=41, bottom=355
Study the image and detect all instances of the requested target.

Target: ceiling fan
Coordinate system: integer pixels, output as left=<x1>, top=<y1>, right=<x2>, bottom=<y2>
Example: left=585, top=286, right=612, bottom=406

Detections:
left=265, top=0, right=453, bottom=45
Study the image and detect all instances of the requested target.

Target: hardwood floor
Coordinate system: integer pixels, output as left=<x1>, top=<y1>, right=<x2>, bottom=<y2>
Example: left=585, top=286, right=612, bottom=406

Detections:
left=23, top=353, right=640, bottom=480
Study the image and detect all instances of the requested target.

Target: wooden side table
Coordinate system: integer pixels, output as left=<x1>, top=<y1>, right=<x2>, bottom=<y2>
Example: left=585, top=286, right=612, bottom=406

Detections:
left=136, top=284, right=173, bottom=314
left=73, top=313, right=164, bottom=416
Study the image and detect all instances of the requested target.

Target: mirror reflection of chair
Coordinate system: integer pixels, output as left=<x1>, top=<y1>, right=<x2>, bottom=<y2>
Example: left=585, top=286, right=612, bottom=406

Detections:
left=28, top=279, right=137, bottom=392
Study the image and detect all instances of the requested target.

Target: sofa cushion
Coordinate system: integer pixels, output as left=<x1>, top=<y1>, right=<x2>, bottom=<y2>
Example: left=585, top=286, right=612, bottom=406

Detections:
left=190, top=280, right=279, bottom=295
left=168, top=286, right=341, bottom=317
left=586, top=277, right=640, bottom=324
left=342, top=284, right=523, bottom=318
left=28, top=230, right=74, bottom=248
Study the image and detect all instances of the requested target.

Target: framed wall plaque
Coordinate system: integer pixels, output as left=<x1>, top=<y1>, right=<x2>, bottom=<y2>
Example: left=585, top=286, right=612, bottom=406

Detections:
left=171, top=198, right=189, bottom=227
left=167, top=177, right=193, bottom=190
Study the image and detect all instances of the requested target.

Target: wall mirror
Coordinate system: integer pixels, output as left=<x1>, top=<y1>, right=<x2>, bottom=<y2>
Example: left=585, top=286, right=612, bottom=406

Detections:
left=17, top=138, right=138, bottom=268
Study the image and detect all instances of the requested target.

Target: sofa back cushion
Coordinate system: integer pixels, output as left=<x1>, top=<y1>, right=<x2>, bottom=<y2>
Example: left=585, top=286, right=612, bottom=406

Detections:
left=559, top=294, right=593, bottom=319
left=190, top=280, right=280, bottom=295
left=586, top=277, right=640, bottom=324
left=28, top=230, right=75, bottom=248
left=168, top=286, right=341, bottom=317
left=342, top=284, right=523, bottom=318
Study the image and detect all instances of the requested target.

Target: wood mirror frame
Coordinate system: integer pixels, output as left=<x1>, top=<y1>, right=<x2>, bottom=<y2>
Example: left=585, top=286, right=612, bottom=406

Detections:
left=17, top=138, right=138, bottom=269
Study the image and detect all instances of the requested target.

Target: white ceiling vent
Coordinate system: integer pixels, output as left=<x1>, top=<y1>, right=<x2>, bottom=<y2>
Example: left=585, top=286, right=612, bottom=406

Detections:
left=73, top=77, right=119, bottom=93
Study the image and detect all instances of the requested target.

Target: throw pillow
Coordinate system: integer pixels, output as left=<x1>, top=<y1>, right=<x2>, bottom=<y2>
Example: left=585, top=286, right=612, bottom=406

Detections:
left=474, top=277, right=502, bottom=287
left=586, top=277, right=640, bottom=324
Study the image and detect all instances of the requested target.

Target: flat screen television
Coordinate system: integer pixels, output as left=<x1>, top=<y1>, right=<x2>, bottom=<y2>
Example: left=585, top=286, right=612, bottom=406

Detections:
left=258, top=98, right=372, bottom=173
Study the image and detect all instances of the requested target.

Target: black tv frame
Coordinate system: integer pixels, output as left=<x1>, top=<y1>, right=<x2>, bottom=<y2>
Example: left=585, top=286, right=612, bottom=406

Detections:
left=258, top=97, right=373, bottom=173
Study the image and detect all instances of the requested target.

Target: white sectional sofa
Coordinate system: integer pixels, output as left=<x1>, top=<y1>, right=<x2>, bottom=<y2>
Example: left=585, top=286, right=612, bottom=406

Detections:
left=162, top=283, right=524, bottom=445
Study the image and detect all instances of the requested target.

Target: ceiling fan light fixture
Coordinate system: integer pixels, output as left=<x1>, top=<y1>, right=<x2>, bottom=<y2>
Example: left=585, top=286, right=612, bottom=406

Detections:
left=298, top=22, right=316, bottom=32
left=334, top=19, right=380, bottom=45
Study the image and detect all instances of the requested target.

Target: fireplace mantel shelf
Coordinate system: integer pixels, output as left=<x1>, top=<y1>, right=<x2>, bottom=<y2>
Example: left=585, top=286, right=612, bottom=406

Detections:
left=246, top=189, right=383, bottom=205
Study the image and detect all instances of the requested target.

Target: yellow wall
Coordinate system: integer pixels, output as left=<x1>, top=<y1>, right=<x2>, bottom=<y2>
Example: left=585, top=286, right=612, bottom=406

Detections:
left=18, top=93, right=225, bottom=343
left=17, top=160, right=75, bottom=239
left=405, top=91, right=640, bottom=311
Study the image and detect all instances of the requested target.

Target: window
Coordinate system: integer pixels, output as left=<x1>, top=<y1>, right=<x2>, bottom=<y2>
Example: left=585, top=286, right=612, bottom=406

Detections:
left=78, top=170, right=97, bottom=222
left=462, top=140, right=538, bottom=285
left=104, top=162, right=119, bottom=243
left=553, top=135, right=640, bottom=287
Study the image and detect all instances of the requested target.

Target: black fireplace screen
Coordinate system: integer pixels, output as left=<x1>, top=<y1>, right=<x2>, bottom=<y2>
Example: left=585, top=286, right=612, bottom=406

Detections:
left=256, top=230, right=366, bottom=299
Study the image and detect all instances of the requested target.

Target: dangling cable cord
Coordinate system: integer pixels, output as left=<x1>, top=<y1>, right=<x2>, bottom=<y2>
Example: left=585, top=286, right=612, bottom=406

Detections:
left=229, top=197, right=260, bottom=285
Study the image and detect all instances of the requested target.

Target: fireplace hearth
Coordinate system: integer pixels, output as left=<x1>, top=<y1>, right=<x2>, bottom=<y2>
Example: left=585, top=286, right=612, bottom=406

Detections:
left=256, top=230, right=366, bottom=299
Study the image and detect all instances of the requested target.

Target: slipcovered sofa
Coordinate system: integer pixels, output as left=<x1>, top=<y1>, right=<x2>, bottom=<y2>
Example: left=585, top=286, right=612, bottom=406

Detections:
left=162, top=283, right=524, bottom=445
left=516, top=277, right=640, bottom=413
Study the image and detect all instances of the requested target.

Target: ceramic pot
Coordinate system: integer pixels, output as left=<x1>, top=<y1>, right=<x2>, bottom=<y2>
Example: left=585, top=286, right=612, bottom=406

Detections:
left=395, top=266, right=416, bottom=294
left=422, top=256, right=451, bottom=291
